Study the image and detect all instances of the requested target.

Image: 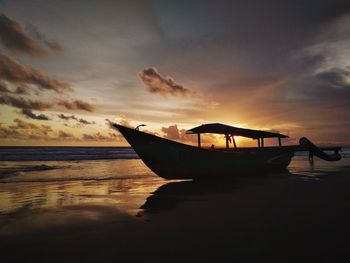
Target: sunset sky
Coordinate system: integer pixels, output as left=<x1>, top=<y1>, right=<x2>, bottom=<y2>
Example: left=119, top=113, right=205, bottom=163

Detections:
left=1, top=0, right=350, bottom=146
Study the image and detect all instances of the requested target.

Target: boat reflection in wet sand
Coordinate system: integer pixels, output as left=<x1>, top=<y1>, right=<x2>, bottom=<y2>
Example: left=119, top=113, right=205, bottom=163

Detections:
left=113, top=123, right=341, bottom=180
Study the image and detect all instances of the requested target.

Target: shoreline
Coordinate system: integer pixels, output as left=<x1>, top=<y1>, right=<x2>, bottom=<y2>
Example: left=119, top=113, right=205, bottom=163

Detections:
left=1, top=160, right=350, bottom=261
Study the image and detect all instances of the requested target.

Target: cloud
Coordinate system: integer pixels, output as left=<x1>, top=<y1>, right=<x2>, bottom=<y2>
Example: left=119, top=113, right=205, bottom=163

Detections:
left=0, top=123, right=21, bottom=138
left=0, top=90, right=95, bottom=121
left=161, top=124, right=216, bottom=145
left=0, top=81, right=30, bottom=95
left=82, top=132, right=121, bottom=142
left=0, top=53, right=71, bottom=93
left=288, top=66, right=350, bottom=102
left=0, top=81, right=10, bottom=93
left=0, top=93, right=51, bottom=120
left=105, top=118, right=131, bottom=129
left=0, top=118, right=123, bottom=143
left=58, top=130, right=76, bottom=139
left=105, top=118, right=114, bottom=129
left=57, top=99, right=95, bottom=112
left=161, top=124, right=182, bottom=140
left=139, top=67, right=194, bottom=96
left=315, top=67, right=350, bottom=89
left=0, top=54, right=96, bottom=120
left=0, top=82, right=29, bottom=95
left=21, top=109, right=50, bottom=120
left=10, top=118, right=39, bottom=129
left=0, top=13, right=47, bottom=57
left=1, top=118, right=54, bottom=139
left=119, top=119, right=132, bottom=127
left=57, top=113, right=95, bottom=125
left=47, top=41, right=63, bottom=52
left=0, top=93, right=52, bottom=110
left=57, top=113, right=72, bottom=121
left=77, top=118, right=95, bottom=125
left=26, top=23, right=63, bottom=53
left=14, top=86, right=28, bottom=95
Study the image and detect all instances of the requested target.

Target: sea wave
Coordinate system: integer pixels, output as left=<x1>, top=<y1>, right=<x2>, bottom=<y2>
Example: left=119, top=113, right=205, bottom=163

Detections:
left=0, top=164, right=61, bottom=179
left=0, top=147, right=139, bottom=161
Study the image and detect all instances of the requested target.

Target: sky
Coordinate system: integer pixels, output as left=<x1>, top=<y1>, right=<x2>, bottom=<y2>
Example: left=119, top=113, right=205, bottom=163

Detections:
left=0, top=0, right=350, bottom=146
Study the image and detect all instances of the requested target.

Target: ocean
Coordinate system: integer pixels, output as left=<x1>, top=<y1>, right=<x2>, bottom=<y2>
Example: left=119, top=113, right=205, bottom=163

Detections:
left=0, top=147, right=167, bottom=218
left=1, top=146, right=350, bottom=261
left=0, top=147, right=349, bottom=212
left=0, top=146, right=349, bottom=214
left=1, top=146, right=349, bottom=182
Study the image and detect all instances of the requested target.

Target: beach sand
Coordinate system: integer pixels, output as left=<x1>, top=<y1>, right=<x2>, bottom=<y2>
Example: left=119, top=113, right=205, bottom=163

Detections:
left=1, top=157, right=350, bottom=262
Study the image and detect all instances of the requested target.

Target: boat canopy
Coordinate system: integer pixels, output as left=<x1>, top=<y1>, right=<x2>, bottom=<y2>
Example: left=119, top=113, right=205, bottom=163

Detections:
left=186, top=123, right=288, bottom=139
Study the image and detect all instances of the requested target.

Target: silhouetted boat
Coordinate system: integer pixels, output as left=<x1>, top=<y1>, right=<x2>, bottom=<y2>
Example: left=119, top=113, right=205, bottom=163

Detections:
left=113, top=123, right=341, bottom=179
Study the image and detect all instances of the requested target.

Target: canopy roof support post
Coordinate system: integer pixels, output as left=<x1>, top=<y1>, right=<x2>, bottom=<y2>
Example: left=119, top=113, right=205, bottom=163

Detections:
left=197, top=132, right=201, bottom=148
left=278, top=137, right=282, bottom=147
left=225, top=134, right=229, bottom=149
left=257, top=138, right=261, bottom=147
left=261, top=138, right=264, bottom=147
left=232, top=136, right=237, bottom=148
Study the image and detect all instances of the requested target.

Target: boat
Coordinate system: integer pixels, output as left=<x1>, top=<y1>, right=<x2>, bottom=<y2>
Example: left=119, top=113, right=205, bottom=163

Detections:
left=113, top=123, right=342, bottom=180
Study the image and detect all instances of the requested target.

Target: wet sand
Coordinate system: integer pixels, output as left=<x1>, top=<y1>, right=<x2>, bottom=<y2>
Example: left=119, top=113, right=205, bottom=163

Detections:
left=1, top=158, right=350, bottom=262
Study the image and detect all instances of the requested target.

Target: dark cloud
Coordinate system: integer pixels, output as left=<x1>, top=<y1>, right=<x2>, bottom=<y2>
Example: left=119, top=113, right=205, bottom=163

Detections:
left=0, top=81, right=10, bottom=93
left=0, top=13, right=47, bottom=57
left=0, top=93, right=53, bottom=120
left=139, top=67, right=194, bottom=96
left=157, top=1, right=350, bottom=49
left=58, top=130, right=76, bottom=139
left=1, top=1, right=350, bottom=145
left=315, top=67, right=350, bottom=89
left=47, top=41, right=63, bottom=52
left=0, top=91, right=95, bottom=121
left=78, top=118, right=95, bottom=125
left=26, top=23, right=63, bottom=53
left=289, top=67, right=350, bottom=102
left=14, top=86, right=28, bottom=95
left=57, top=113, right=72, bottom=120
left=0, top=53, right=71, bottom=93
left=148, top=1, right=350, bottom=95
left=0, top=54, right=95, bottom=120
left=0, top=81, right=29, bottom=95
left=57, top=113, right=95, bottom=125
left=0, top=93, right=52, bottom=110
left=21, top=109, right=50, bottom=120
left=57, top=99, right=95, bottom=112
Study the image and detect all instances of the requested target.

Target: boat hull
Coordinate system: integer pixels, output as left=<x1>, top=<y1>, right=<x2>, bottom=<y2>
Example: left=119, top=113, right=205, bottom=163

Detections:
left=114, top=125, right=295, bottom=180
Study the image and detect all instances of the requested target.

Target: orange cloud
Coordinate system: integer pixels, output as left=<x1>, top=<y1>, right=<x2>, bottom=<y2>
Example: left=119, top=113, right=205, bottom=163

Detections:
left=161, top=124, right=217, bottom=146
left=139, top=67, right=195, bottom=97
left=82, top=132, right=122, bottom=142
left=57, top=99, right=95, bottom=112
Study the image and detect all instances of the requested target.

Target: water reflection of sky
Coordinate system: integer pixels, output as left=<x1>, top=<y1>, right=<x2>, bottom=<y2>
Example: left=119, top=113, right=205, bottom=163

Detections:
left=0, top=157, right=349, bottom=235
left=0, top=160, right=167, bottom=234
left=0, top=178, right=167, bottom=214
